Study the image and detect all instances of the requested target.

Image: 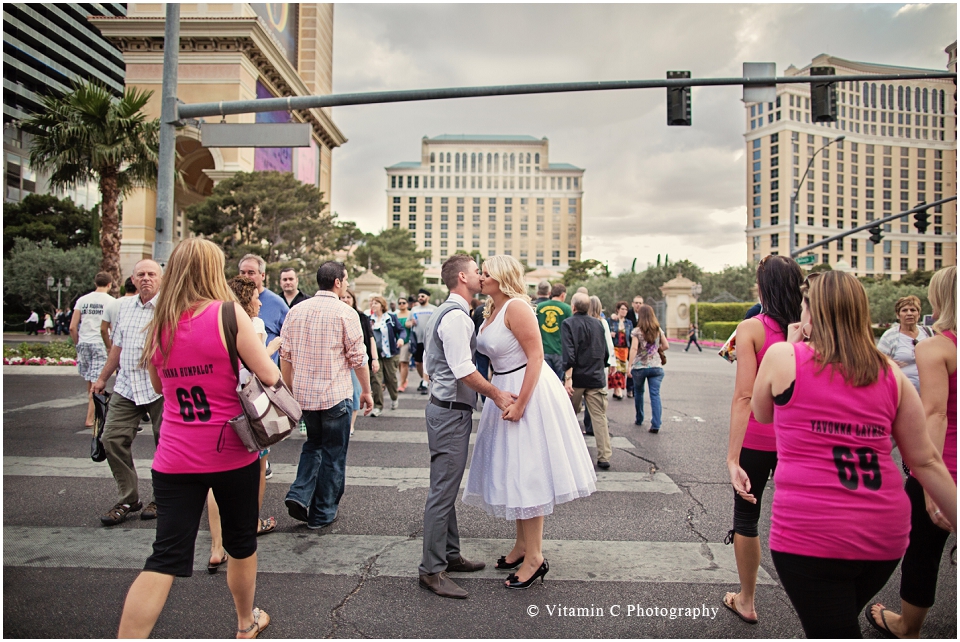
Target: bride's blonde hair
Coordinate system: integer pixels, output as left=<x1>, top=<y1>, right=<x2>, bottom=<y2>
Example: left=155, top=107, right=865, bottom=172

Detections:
left=482, top=254, right=531, bottom=318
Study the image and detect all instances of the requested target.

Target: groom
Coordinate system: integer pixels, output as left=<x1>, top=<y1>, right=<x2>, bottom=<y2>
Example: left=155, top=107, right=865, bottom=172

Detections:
left=418, top=254, right=517, bottom=599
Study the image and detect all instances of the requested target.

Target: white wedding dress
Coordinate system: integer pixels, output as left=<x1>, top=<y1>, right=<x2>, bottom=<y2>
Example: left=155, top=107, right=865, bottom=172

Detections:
left=462, top=298, right=597, bottom=520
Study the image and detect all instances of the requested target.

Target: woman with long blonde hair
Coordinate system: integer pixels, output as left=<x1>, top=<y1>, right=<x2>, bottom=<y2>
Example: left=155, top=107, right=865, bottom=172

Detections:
left=869, top=266, right=957, bottom=638
left=753, top=270, right=955, bottom=638
left=117, top=238, right=280, bottom=639
left=463, top=255, right=596, bottom=589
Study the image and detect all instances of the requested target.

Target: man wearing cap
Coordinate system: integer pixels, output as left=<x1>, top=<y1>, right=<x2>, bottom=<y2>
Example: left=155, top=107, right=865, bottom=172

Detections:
left=406, top=288, right=436, bottom=395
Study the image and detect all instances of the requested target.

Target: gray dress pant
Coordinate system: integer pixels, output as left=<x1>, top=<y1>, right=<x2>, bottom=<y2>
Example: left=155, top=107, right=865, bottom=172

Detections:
left=419, top=403, right=473, bottom=575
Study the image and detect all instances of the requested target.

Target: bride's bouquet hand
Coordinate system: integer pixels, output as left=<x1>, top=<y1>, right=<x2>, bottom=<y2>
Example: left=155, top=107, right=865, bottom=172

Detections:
left=501, top=401, right=526, bottom=422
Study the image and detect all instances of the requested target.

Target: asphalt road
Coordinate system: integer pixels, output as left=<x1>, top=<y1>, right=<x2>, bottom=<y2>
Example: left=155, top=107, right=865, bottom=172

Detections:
left=3, top=351, right=956, bottom=639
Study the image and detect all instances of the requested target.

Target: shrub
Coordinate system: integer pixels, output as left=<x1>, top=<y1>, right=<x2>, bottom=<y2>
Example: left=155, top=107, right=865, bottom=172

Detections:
left=701, top=321, right=740, bottom=341
left=697, top=303, right=755, bottom=324
left=6, top=340, right=76, bottom=360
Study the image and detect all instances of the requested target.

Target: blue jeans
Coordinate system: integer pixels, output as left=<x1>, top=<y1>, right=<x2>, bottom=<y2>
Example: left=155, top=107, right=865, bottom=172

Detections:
left=285, top=399, right=352, bottom=527
left=475, top=352, right=490, bottom=401
left=632, top=367, right=664, bottom=428
left=350, top=369, right=361, bottom=414
left=544, top=353, right=564, bottom=380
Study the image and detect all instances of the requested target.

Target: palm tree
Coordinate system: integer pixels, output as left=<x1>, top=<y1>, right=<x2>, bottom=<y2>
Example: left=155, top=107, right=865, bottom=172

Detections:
left=21, top=81, right=160, bottom=293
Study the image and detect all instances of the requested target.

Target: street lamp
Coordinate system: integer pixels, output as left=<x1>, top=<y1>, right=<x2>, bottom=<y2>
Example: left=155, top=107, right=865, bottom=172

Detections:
left=789, top=135, right=845, bottom=257
left=690, top=282, right=702, bottom=338
left=47, top=275, right=72, bottom=310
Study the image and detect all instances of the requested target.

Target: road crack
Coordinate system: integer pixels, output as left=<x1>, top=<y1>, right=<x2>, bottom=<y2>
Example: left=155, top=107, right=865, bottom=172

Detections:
left=675, top=481, right=710, bottom=543
left=618, top=448, right=659, bottom=473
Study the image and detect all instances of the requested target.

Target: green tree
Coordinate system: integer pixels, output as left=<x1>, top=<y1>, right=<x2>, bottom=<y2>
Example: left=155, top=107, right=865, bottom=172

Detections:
left=3, top=193, right=97, bottom=256
left=20, top=81, right=159, bottom=294
left=3, top=238, right=102, bottom=312
left=354, top=227, right=431, bottom=295
left=898, top=269, right=934, bottom=288
left=562, top=259, right=610, bottom=285
left=185, top=171, right=342, bottom=285
left=700, top=264, right=756, bottom=302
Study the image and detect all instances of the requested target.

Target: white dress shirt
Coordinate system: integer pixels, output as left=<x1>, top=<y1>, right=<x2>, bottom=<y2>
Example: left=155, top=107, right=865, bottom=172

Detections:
left=436, top=293, right=478, bottom=380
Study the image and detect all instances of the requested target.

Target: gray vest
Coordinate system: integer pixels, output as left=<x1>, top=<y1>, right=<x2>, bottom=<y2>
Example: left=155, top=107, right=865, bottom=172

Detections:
left=424, top=299, right=478, bottom=407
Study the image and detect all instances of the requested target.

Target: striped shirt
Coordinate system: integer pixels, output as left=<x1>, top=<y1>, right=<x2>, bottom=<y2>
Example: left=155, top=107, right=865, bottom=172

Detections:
left=280, top=290, right=366, bottom=411
left=112, top=294, right=162, bottom=406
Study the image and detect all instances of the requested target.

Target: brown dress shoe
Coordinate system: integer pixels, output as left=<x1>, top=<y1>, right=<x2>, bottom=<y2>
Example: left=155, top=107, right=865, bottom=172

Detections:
left=446, top=556, right=486, bottom=573
left=419, top=571, right=468, bottom=599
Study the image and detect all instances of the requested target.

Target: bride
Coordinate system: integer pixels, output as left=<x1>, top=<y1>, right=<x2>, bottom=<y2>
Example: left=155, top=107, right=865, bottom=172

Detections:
left=462, top=255, right=597, bottom=589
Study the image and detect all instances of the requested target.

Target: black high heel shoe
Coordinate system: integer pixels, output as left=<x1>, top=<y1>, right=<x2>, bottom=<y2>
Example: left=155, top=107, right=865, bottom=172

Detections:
left=505, top=559, right=549, bottom=589
left=495, top=555, right=524, bottom=570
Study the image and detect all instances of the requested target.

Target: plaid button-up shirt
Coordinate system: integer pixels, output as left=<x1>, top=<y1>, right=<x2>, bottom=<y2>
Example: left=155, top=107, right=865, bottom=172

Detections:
left=280, top=290, right=366, bottom=411
left=112, top=293, right=162, bottom=406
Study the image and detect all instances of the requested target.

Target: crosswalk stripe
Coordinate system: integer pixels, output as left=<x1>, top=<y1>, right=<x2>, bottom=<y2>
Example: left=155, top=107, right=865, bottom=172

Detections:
left=2, top=525, right=774, bottom=585
left=74, top=427, right=636, bottom=451
left=4, top=456, right=681, bottom=494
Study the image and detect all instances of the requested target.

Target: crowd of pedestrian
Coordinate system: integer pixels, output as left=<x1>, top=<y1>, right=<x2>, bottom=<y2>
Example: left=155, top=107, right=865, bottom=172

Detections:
left=59, top=241, right=954, bottom=636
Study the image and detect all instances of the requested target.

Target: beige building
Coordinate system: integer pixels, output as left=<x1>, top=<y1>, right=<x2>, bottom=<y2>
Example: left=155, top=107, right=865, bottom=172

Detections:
left=91, top=3, right=345, bottom=276
left=386, top=135, right=584, bottom=269
left=745, top=44, right=957, bottom=278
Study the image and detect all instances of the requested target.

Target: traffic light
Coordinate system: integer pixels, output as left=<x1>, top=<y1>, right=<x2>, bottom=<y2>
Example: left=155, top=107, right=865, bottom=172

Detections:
left=869, top=226, right=883, bottom=244
left=810, top=66, right=837, bottom=122
left=913, top=202, right=930, bottom=234
left=667, top=71, right=691, bottom=126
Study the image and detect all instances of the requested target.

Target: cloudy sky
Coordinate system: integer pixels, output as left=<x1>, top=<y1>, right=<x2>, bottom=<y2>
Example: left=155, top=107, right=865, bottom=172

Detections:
left=327, top=3, right=956, bottom=273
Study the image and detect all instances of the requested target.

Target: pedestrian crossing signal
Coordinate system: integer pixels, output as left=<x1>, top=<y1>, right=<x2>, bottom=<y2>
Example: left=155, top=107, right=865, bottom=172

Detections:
left=810, top=67, right=838, bottom=123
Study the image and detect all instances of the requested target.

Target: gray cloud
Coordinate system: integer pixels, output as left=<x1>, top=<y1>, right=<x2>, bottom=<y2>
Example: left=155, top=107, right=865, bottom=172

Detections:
left=328, top=3, right=956, bottom=273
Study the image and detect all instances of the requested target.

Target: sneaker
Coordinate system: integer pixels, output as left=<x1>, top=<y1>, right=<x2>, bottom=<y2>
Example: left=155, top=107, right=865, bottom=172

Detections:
left=391, top=399, right=399, bottom=410
left=136, top=425, right=144, bottom=433
left=418, top=382, right=428, bottom=396
left=285, top=499, right=308, bottom=523
left=142, top=412, right=150, bottom=423
left=141, top=501, right=158, bottom=520
left=371, top=407, right=382, bottom=417
left=100, top=500, right=143, bottom=526
left=264, top=461, right=273, bottom=480
left=597, top=460, right=611, bottom=470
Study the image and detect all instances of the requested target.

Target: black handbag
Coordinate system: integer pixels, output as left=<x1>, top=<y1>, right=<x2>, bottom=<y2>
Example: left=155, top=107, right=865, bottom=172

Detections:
left=90, top=391, right=110, bottom=462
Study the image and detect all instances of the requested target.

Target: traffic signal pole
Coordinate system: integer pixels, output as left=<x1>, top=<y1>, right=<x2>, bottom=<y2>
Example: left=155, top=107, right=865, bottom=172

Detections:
left=790, top=196, right=957, bottom=258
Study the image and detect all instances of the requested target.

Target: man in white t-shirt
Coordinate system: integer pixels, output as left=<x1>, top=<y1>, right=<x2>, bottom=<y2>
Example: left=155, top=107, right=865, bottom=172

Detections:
left=71, top=272, right=114, bottom=427
left=100, top=276, right=138, bottom=350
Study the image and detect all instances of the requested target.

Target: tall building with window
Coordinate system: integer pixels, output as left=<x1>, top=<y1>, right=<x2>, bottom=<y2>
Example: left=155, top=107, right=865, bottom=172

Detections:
left=386, top=135, right=584, bottom=268
left=3, top=3, right=127, bottom=207
left=745, top=45, right=957, bottom=278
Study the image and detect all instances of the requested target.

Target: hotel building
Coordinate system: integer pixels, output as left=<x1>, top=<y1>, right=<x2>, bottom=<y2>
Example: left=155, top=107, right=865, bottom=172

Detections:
left=385, top=135, right=584, bottom=269
left=744, top=44, right=957, bottom=277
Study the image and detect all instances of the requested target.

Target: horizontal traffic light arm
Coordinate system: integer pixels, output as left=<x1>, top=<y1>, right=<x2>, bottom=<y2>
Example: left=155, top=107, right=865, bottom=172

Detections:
left=790, top=196, right=957, bottom=258
left=176, top=72, right=956, bottom=120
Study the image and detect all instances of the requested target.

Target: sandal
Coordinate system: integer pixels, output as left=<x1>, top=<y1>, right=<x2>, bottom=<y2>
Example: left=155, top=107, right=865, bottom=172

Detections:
left=722, top=592, right=758, bottom=624
left=866, top=604, right=900, bottom=639
left=237, top=608, right=269, bottom=639
left=208, top=549, right=228, bottom=574
left=256, top=516, right=277, bottom=536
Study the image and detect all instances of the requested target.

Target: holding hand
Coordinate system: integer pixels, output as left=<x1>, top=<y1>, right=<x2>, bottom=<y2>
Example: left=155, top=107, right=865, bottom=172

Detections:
left=359, top=391, right=374, bottom=416
left=266, top=336, right=282, bottom=356
left=786, top=321, right=809, bottom=344
left=925, top=490, right=953, bottom=532
left=501, top=401, right=526, bottom=422
left=491, top=388, right=519, bottom=412
left=564, top=381, right=574, bottom=397
left=91, top=378, right=106, bottom=395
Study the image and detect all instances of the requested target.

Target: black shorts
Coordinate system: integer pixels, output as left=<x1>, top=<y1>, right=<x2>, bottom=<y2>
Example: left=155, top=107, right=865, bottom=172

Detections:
left=900, top=475, right=952, bottom=608
left=414, top=343, right=426, bottom=363
left=144, top=460, right=260, bottom=577
left=732, top=447, right=778, bottom=538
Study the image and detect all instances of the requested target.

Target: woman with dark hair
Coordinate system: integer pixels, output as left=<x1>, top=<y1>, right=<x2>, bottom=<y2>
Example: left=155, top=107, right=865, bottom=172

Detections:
left=754, top=271, right=955, bottom=638
left=627, top=304, right=669, bottom=433
left=608, top=301, right=633, bottom=400
left=722, top=254, right=803, bottom=625
left=118, top=238, right=279, bottom=638
left=869, top=266, right=957, bottom=638
left=340, top=289, right=377, bottom=433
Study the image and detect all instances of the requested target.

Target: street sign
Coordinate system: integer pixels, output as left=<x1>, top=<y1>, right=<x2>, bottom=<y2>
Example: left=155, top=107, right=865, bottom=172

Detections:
left=796, top=254, right=816, bottom=266
left=201, top=123, right=312, bottom=148
left=743, top=62, right=776, bottom=103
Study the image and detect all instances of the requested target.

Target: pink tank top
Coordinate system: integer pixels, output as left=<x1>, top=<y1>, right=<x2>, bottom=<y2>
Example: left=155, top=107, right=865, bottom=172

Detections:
left=942, top=330, right=957, bottom=482
left=769, top=342, right=909, bottom=560
left=742, top=314, right=783, bottom=452
left=151, top=302, right=257, bottom=474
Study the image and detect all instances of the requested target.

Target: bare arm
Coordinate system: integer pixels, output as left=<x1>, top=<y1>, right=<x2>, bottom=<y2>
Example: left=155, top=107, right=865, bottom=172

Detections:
left=892, top=364, right=957, bottom=532
left=69, top=309, right=81, bottom=345
left=659, top=331, right=669, bottom=351
left=459, top=371, right=516, bottom=410
left=281, top=359, right=294, bottom=389
left=728, top=319, right=764, bottom=462
left=147, top=361, right=162, bottom=394
left=915, top=336, right=956, bottom=530
left=501, top=300, right=544, bottom=421
left=99, top=320, right=113, bottom=351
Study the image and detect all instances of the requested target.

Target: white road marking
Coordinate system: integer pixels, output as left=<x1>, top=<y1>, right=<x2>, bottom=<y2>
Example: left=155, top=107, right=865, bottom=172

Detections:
left=4, top=456, right=679, bottom=494
left=2, top=525, right=774, bottom=585
left=5, top=394, right=89, bottom=413
left=72, top=428, right=637, bottom=450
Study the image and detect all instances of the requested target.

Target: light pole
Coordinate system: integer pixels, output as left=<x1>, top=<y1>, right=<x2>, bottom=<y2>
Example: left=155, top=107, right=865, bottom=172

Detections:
left=47, top=276, right=72, bottom=310
left=690, top=282, right=702, bottom=338
left=789, top=135, right=845, bottom=258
